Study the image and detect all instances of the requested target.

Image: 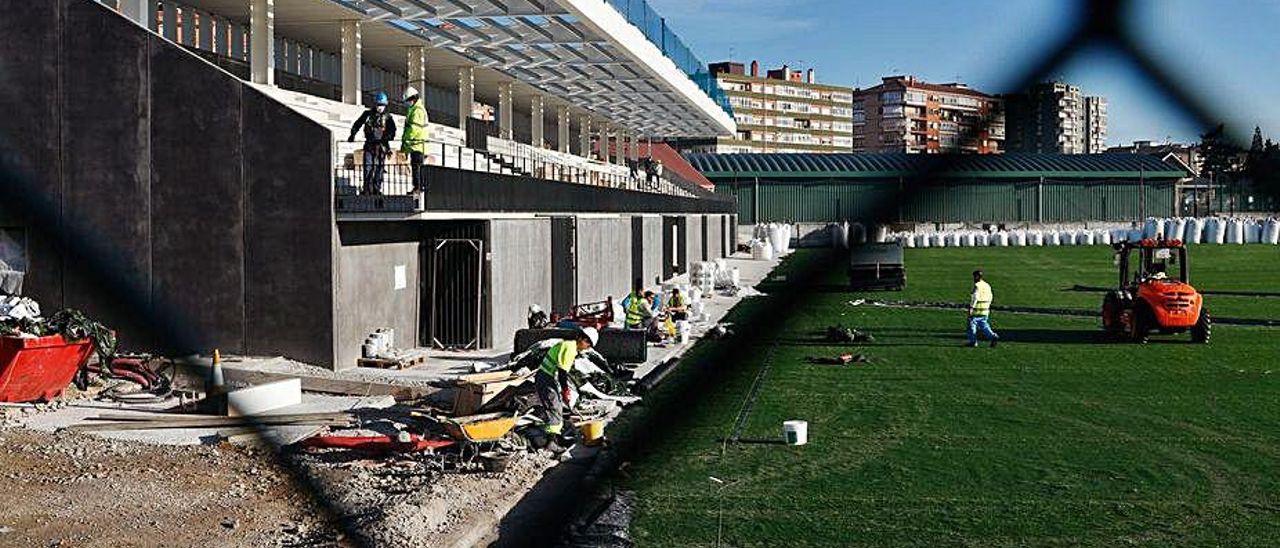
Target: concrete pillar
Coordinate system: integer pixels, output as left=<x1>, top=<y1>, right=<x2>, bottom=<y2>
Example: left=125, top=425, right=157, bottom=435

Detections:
left=579, top=115, right=592, bottom=158
left=629, top=133, right=640, bottom=161
left=406, top=46, right=427, bottom=97
left=613, top=127, right=624, bottom=165
left=340, top=20, right=362, bottom=105
left=498, top=82, right=514, bottom=140
left=250, top=0, right=275, bottom=85
left=530, top=95, right=545, bottom=148
left=197, top=10, right=213, bottom=50
left=557, top=106, right=571, bottom=154
left=230, top=24, right=245, bottom=60
left=458, top=66, right=474, bottom=132
left=119, top=0, right=152, bottom=27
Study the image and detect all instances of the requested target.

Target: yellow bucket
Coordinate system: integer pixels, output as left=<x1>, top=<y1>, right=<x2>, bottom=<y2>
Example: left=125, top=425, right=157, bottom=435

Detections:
left=579, top=420, right=605, bottom=445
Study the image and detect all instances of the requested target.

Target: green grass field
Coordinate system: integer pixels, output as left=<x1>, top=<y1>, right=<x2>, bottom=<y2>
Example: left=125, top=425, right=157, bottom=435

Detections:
left=620, top=246, right=1280, bottom=547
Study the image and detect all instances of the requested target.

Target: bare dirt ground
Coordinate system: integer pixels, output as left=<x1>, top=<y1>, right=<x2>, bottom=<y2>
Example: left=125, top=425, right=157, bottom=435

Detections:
left=0, top=415, right=337, bottom=548
left=0, top=402, right=561, bottom=548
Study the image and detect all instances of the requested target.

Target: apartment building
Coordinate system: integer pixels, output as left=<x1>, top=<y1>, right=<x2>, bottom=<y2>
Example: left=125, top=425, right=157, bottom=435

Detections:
left=852, top=76, right=1003, bottom=154
left=1004, top=82, right=1108, bottom=153
left=681, top=61, right=854, bottom=154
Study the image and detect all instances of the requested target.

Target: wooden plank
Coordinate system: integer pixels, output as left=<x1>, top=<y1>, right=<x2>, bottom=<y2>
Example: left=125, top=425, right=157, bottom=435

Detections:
left=171, top=363, right=439, bottom=401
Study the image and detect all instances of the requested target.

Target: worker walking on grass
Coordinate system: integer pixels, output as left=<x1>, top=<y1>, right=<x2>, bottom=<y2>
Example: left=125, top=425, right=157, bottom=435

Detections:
left=967, top=269, right=999, bottom=347
left=400, top=87, right=429, bottom=195
left=347, top=91, right=396, bottom=196
left=536, top=327, right=598, bottom=442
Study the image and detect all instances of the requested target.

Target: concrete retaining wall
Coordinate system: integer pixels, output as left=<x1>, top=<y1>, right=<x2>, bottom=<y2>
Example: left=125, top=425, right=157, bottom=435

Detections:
left=334, top=235, right=420, bottom=369
left=575, top=216, right=631, bottom=305
left=631, top=215, right=664, bottom=287
left=685, top=214, right=705, bottom=264
left=1, top=0, right=335, bottom=364
left=705, top=214, right=724, bottom=259
left=489, top=218, right=552, bottom=351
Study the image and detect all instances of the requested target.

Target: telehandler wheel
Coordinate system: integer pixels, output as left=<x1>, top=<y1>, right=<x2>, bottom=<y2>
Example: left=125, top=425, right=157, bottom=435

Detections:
left=1191, top=309, right=1211, bottom=344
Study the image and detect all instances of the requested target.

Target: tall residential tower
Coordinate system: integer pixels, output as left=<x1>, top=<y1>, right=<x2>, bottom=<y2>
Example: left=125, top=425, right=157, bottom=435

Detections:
left=1004, top=82, right=1108, bottom=154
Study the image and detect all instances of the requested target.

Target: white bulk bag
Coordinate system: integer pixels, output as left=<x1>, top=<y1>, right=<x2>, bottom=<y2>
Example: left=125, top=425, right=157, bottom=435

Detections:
left=1227, top=219, right=1245, bottom=244
left=1143, top=217, right=1163, bottom=239
left=831, top=223, right=849, bottom=249
left=931, top=233, right=945, bottom=248
left=1058, top=230, right=1075, bottom=246
left=963, top=233, right=977, bottom=247
left=946, top=232, right=962, bottom=247
left=1029, top=230, right=1044, bottom=246
left=1246, top=220, right=1263, bottom=244
left=976, top=233, right=990, bottom=246
left=850, top=222, right=867, bottom=245
left=1264, top=218, right=1280, bottom=244
left=901, top=234, right=916, bottom=248
left=1095, top=229, right=1111, bottom=245
left=874, top=225, right=890, bottom=243
left=1046, top=231, right=1060, bottom=246
left=751, top=239, right=774, bottom=261
left=1078, top=231, right=1095, bottom=246
left=915, top=233, right=930, bottom=248
left=1185, top=218, right=1204, bottom=244
left=993, top=232, right=1009, bottom=247
left=1169, top=218, right=1187, bottom=241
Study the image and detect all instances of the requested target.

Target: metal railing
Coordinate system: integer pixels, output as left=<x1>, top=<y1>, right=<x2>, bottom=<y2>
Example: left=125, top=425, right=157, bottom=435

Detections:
left=604, top=0, right=734, bottom=117
left=336, top=141, right=701, bottom=209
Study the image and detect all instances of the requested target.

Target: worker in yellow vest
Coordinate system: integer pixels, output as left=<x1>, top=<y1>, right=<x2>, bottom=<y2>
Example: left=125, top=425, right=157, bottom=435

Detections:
left=400, top=87, right=429, bottom=194
left=967, top=269, right=999, bottom=347
left=536, top=328, right=598, bottom=439
left=622, top=280, right=655, bottom=330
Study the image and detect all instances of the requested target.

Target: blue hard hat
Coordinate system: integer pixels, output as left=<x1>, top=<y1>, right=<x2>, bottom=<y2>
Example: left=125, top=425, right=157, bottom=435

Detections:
left=374, top=91, right=389, bottom=105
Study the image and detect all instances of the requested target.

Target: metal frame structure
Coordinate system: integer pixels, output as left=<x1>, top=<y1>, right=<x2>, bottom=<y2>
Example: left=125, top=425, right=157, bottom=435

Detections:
left=328, top=0, right=732, bottom=137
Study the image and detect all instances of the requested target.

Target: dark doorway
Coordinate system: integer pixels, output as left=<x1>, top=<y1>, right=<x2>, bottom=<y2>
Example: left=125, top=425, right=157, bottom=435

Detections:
left=428, top=238, right=484, bottom=349
left=550, top=216, right=577, bottom=314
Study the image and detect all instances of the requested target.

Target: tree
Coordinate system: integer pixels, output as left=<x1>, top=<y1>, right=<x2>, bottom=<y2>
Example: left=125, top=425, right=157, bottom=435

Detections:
left=1199, top=124, right=1241, bottom=180
left=1250, top=126, right=1265, bottom=154
left=1245, top=136, right=1280, bottom=210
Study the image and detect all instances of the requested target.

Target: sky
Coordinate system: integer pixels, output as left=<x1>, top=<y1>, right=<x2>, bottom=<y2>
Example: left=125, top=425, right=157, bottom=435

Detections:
left=643, top=0, right=1279, bottom=148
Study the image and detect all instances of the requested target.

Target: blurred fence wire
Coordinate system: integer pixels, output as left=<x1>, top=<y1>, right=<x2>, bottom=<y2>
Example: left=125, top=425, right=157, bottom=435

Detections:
left=0, top=0, right=1253, bottom=544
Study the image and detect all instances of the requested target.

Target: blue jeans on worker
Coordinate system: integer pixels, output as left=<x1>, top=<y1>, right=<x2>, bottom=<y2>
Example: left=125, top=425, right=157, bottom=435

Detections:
left=967, top=315, right=998, bottom=344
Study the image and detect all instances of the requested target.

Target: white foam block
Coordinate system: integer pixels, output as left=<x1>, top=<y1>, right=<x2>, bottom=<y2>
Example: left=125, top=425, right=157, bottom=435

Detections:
left=227, top=378, right=303, bottom=417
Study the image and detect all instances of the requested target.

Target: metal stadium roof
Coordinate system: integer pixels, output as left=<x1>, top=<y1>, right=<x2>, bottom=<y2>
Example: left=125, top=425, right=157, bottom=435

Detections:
left=686, top=153, right=1192, bottom=179
left=343, top=0, right=736, bottom=137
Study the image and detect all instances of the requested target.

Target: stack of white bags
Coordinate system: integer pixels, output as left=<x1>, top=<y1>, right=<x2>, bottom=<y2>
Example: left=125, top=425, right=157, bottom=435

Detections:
left=882, top=216, right=1280, bottom=248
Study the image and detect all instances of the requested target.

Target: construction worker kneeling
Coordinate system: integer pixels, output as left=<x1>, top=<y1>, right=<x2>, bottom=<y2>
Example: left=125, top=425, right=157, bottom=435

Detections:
left=535, top=327, right=598, bottom=450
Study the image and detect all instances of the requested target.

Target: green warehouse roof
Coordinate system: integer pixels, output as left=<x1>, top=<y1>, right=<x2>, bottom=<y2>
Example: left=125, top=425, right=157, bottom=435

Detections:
left=685, top=153, right=1190, bottom=180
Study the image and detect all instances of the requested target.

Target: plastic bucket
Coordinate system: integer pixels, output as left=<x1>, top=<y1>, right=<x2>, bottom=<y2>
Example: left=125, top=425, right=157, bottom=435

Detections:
left=579, top=420, right=605, bottom=446
left=782, top=420, right=808, bottom=446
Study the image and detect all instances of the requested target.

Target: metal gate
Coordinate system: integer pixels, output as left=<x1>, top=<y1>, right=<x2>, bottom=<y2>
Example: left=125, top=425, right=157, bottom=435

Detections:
left=429, top=238, right=483, bottom=350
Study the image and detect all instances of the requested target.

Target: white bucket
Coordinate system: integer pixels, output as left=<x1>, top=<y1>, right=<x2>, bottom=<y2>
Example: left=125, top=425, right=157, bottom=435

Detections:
left=783, top=420, right=808, bottom=446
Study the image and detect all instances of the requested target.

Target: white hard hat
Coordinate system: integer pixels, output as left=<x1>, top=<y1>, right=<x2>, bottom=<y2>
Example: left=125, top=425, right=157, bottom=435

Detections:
left=402, top=86, right=419, bottom=101
left=579, top=327, right=599, bottom=347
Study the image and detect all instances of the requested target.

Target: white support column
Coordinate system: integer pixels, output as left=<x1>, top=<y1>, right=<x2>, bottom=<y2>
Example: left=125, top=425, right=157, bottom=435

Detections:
left=406, top=46, right=427, bottom=96
left=119, top=0, right=149, bottom=27
left=613, top=127, right=625, bottom=165
left=249, top=0, right=274, bottom=85
left=498, top=82, right=514, bottom=140
left=530, top=95, right=545, bottom=148
left=628, top=132, right=639, bottom=161
left=457, top=66, right=475, bottom=132
left=340, top=20, right=362, bottom=105
left=579, top=114, right=592, bottom=158
left=557, top=106, right=571, bottom=154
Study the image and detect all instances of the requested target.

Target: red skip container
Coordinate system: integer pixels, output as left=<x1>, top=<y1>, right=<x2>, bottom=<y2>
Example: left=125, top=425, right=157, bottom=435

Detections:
left=0, top=334, right=95, bottom=403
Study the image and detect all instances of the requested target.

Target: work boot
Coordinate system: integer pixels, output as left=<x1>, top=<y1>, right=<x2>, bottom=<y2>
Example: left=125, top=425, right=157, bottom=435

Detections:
left=965, top=342, right=978, bottom=348
left=990, top=338, right=999, bottom=348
